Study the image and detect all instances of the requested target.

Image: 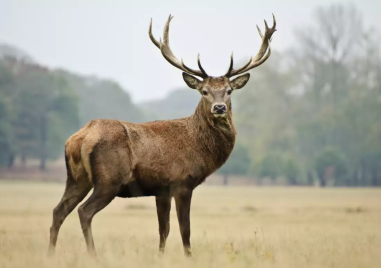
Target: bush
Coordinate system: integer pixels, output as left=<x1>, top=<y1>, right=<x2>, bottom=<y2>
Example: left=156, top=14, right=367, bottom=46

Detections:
left=257, top=153, right=283, bottom=180
left=313, top=147, right=348, bottom=187
left=218, top=143, right=251, bottom=185
left=283, top=155, right=301, bottom=185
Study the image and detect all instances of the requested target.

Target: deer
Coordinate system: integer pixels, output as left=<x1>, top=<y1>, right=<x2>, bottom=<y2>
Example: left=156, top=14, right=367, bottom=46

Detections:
left=48, top=14, right=276, bottom=257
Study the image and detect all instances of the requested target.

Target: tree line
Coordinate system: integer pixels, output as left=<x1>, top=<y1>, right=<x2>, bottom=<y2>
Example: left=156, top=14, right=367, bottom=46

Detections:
left=0, top=57, right=145, bottom=170
left=0, top=58, right=79, bottom=169
left=142, top=4, right=381, bottom=187
left=230, top=4, right=381, bottom=186
left=0, top=3, right=380, bottom=187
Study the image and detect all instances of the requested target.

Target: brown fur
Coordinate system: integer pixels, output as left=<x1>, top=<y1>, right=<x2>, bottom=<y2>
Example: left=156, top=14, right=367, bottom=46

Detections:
left=48, top=76, right=242, bottom=257
left=47, top=12, right=275, bottom=256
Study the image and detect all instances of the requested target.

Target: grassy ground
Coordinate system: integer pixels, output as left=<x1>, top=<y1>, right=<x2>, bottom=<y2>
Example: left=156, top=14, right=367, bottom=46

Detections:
left=0, top=181, right=380, bottom=268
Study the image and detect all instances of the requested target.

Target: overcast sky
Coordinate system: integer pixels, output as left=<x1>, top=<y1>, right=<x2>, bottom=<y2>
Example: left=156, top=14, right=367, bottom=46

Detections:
left=1, top=0, right=380, bottom=102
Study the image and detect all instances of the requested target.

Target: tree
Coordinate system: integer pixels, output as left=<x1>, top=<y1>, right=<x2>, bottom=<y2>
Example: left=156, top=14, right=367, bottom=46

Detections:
left=290, top=3, right=380, bottom=186
left=0, top=58, right=79, bottom=170
left=218, top=143, right=250, bottom=185
left=15, top=70, right=79, bottom=169
left=0, top=94, right=12, bottom=166
left=0, top=60, right=15, bottom=166
left=1, top=52, right=147, bottom=170
left=256, top=153, right=283, bottom=182
left=234, top=52, right=299, bottom=174
left=314, top=148, right=348, bottom=187
left=58, top=71, right=146, bottom=126
left=282, top=155, right=301, bottom=185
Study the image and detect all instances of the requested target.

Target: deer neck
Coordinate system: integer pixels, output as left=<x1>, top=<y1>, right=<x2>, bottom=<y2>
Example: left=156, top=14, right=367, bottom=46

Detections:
left=189, top=99, right=236, bottom=166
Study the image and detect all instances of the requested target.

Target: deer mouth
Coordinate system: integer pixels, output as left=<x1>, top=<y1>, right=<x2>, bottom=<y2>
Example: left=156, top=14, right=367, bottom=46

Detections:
left=213, top=113, right=226, bottom=118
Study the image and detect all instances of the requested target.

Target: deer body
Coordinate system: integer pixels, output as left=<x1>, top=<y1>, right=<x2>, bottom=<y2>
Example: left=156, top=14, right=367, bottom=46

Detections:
left=66, top=99, right=235, bottom=198
left=48, top=14, right=276, bottom=257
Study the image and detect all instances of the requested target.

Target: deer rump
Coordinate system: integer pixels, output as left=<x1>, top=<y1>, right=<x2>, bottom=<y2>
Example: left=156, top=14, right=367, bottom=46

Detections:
left=65, top=119, right=214, bottom=198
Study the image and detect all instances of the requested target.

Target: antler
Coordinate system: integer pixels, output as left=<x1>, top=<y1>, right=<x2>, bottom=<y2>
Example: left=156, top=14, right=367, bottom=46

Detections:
left=149, top=15, right=208, bottom=78
left=225, top=14, right=277, bottom=78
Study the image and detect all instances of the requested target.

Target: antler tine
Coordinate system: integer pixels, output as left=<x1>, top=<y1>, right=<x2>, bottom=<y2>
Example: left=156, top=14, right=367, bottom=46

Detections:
left=162, top=14, right=174, bottom=48
left=272, top=13, right=277, bottom=30
left=197, top=54, right=208, bottom=77
left=180, top=55, right=208, bottom=78
left=180, top=58, right=205, bottom=77
left=264, top=19, right=269, bottom=30
left=149, top=15, right=208, bottom=78
left=224, top=52, right=234, bottom=77
left=224, top=52, right=253, bottom=77
left=225, top=14, right=277, bottom=78
left=256, top=25, right=263, bottom=38
left=149, top=18, right=160, bottom=49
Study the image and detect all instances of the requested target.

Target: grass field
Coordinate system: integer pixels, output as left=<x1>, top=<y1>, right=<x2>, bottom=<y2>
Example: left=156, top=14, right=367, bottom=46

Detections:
left=0, top=181, right=380, bottom=268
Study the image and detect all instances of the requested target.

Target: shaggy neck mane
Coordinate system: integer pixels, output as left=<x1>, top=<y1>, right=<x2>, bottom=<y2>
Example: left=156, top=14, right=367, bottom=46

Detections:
left=188, top=98, right=236, bottom=169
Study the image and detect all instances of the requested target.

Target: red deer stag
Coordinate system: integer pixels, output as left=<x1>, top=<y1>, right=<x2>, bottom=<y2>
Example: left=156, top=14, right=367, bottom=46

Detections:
left=48, top=14, right=276, bottom=257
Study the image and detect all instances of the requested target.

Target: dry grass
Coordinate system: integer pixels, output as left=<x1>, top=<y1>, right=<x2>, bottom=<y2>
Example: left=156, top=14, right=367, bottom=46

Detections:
left=0, top=181, right=380, bottom=268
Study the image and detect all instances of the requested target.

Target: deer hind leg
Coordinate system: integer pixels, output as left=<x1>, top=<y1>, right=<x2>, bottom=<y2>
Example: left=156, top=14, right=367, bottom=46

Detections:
left=48, top=176, right=92, bottom=255
left=156, top=196, right=172, bottom=253
left=174, top=189, right=193, bottom=257
left=77, top=185, right=118, bottom=256
left=77, top=149, right=123, bottom=256
left=77, top=137, right=131, bottom=256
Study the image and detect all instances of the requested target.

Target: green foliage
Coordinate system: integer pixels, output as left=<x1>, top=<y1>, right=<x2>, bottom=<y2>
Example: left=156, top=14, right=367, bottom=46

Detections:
left=0, top=61, right=14, bottom=166
left=0, top=56, right=144, bottom=169
left=219, top=143, right=251, bottom=176
left=1, top=3, right=380, bottom=184
left=253, top=153, right=301, bottom=184
left=1, top=64, right=80, bottom=168
left=361, top=152, right=381, bottom=186
left=256, top=153, right=283, bottom=180
left=233, top=4, right=381, bottom=186
left=0, top=93, right=12, bottom=165
left=59, top=72, right=145, bottom=125
left=218, top=143, right=251, bottom=185
left=283, top=155, right=301, bottom=185
left=313, top=148, right=348, bottom=186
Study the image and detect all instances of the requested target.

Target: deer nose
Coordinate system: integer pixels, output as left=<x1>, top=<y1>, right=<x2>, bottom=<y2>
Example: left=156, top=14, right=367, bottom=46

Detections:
left=213, top=104, right=227, bottom=114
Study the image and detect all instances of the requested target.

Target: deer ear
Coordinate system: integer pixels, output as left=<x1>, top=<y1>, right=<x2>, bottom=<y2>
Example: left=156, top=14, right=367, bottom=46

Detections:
left=230, top=73, right=250, bottom=89
left=182, top=72, right=202, bottom=89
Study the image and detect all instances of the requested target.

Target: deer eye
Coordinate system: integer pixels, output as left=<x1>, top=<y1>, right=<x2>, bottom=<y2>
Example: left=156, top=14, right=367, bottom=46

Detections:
left=202, top=90, right=208, bottom=96
left=227, top=89, right=233, bottom=95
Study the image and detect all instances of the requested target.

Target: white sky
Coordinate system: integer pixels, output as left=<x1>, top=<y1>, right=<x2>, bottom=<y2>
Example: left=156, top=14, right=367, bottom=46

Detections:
left=1, top=0, right=380, bottom=102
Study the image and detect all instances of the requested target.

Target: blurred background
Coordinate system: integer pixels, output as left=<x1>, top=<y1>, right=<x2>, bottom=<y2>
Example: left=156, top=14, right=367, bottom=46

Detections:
left=0, top=0, right=380, bottom=187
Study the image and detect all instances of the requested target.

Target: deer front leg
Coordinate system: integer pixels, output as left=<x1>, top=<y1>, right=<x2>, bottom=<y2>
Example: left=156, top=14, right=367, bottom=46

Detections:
left=156, top=196, right=172, bottom=253
left=174, top=189, right=193, bottom=257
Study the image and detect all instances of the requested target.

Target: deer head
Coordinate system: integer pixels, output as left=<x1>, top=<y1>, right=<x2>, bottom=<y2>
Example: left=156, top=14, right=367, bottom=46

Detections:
left=149, top=15, right=276, bottom=118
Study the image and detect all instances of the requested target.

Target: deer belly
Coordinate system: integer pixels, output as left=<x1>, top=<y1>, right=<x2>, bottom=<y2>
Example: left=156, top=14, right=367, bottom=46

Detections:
left=117, top=180, right=170, bottom=198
